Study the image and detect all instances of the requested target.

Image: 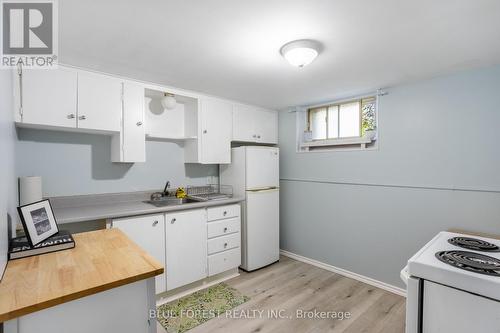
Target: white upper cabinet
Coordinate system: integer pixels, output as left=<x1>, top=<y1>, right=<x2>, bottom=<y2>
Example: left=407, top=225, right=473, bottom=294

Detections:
left=14, top=65, right=278, bottom=164
left=77, top=72, right=122, bottom=132
left=111, top=82, right=146, bottom=163
left=233, top=104, right=278, bottom=144
left=17, top=67, right=78, bottom=128
left=16, top=66, right=122, bottom=133
left=232, top=104, right=256, bottom=142
left=122, top=82, right=146, bottom=162
left=201, top=98, right=233, bottom=163
left=255, top=108, right=278, bottom=144
left=185, top=97, right=232, bottom=164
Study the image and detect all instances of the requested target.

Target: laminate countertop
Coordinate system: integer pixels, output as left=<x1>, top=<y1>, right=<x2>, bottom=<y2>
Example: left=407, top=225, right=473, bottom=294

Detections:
left=48, top=191, right=245, bottom=224
left=0, top=229, right=164, bottom=322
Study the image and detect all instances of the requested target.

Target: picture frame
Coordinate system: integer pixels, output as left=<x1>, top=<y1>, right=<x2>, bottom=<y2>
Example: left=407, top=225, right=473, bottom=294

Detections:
left=17, top=199, right=59, bottom=247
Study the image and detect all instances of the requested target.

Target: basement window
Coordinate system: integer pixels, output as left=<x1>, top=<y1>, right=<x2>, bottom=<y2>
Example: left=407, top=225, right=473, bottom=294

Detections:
left=298, top=96, right=378, bottom=152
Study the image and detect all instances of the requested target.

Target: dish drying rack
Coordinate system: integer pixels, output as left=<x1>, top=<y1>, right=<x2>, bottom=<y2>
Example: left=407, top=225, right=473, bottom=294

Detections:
left=186, top=184, right=233, bottom=201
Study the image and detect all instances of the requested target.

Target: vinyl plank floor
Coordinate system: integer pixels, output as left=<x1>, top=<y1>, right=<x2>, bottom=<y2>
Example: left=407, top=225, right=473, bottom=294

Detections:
left=157, top=256, right=406, bottom=333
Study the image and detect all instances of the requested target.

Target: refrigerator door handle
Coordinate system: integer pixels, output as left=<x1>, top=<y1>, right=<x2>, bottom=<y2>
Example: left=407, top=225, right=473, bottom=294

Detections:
left=247, top=187, right=280, bottom=193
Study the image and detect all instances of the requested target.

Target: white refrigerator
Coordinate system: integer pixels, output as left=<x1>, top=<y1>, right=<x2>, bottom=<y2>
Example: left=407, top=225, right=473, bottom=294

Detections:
left=220, top=146, right=279, bottom=271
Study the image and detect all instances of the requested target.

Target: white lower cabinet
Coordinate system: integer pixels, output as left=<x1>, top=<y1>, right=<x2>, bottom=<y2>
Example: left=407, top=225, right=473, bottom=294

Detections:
left=207, top=218, right=241, bottom=238
left=208, top=248, right=241, bottom=276
left=207, top=233, right=240, bottom=255
left=165, top=209, right=207, bottom=291
left=111, top=214, right=166, bottom=294
left=207, top=204, right=240, bottom=221
left=110, top=204, right=241, bottom=294
left=207, top=205, right=241, bottom=277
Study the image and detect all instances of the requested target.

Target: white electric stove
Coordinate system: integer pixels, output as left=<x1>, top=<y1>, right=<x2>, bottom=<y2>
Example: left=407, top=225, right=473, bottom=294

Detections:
left=401, top=231, right=500, bottom=333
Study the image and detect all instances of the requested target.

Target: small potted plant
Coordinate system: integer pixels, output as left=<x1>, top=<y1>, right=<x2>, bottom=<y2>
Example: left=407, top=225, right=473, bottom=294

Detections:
left=363, top=126, right=377, bottom=140
left=362, top=105, right=377, bottom=140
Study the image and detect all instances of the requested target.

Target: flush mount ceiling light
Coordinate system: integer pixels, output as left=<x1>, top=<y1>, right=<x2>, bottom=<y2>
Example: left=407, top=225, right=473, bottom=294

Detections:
left=280, top=39, right=320, bottom=68
left=161, top=92, right=177, bottom=110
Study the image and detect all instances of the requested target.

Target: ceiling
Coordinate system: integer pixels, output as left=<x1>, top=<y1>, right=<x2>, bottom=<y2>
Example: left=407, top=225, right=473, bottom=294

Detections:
left=60, top=0, right=500, bottom=110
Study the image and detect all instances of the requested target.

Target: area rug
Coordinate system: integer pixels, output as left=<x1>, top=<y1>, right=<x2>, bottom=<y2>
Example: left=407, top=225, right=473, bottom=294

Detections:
left=157, top=283, right=249, bottom=333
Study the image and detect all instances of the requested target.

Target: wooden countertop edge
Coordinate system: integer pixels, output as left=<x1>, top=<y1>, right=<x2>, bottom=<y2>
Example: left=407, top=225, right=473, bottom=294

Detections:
left=0, top=267, right=163, bottom=322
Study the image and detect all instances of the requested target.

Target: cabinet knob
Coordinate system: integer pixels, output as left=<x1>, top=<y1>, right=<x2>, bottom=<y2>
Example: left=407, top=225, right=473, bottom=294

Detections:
left=171, top=218, right=176, bottom=224
left=224, top=243, right=228, bottom=248
left=203, top=130, right=207, bottom=134
left=223, top=211, right=227, bottom=216
left=67, top=114, right=75, bottom=119
left=257, top=135, right=261, bottom=139
left=152, top=220, right=158, bottom=226
left=136, top=121, right=143, bottom=126
left=252, top=134, right=257, bottom=138
left=223, top=227, right=228, bottom=232
left=79, top=115, right=86, bottom=120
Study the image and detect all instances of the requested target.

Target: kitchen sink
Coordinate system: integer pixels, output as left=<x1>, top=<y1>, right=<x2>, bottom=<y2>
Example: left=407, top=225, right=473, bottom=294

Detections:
left=143, top=197, right=200, bottom=207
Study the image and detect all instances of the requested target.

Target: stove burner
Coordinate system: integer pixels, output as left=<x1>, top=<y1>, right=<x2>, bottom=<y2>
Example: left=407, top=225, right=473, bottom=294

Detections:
left=448, top=237, right=500, bottom=252
left=436, top=250, right=500, bottom=276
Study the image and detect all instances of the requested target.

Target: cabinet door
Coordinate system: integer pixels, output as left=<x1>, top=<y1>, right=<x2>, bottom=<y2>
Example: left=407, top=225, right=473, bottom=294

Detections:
left=122, top=82, right=145, bottom=162
left=200, top=98, right=232, bottom=164
left=165, top=209, right=207, bottom=291
left=77, top=72, right=122, bottom=132
left=232, top=104, right=256, bottom=142
left=112, top=214, right=166, bottom=294
left=21, top=67, right=77, bottom=128
left=255, top=109, right=278, bottom=144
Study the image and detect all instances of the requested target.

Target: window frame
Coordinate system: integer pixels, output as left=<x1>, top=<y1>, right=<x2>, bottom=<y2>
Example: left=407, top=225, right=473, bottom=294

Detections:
left=307, top=97, right=375, bottom=141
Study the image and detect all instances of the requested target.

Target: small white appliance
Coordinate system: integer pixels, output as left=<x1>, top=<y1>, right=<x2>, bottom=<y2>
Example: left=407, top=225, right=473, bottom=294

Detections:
left=220, top=146, right=279, bottom=271
left=19, top=176, right=42, bottom=205
left=401, top=231, right=500, bottom=333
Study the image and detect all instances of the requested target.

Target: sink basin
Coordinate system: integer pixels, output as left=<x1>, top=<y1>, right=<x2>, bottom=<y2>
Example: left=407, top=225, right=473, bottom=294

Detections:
left=143, top=197, right=199, bottom=207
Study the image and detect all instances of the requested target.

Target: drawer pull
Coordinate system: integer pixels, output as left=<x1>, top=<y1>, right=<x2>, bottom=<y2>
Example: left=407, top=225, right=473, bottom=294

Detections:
left=152, top=220, right=158, bottom=226
left=224, top=243, right=228, bottom=248
left=223, top=227, right=228, bottom=233
left=223, top=211, right=227, bottom=216
left=171, top=218, right=176, bottom=224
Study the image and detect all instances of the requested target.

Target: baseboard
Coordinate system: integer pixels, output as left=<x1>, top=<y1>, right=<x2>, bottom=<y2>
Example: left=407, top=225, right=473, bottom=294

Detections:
left=280, top=250, right=406, bottom=297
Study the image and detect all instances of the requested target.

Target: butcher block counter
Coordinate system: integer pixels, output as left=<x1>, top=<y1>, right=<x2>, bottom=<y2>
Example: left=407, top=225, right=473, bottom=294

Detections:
left=0, top=229, right=163, bottom=333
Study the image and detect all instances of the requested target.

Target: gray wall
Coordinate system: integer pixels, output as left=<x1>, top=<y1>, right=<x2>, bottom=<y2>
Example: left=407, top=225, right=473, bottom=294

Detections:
left=0, top=70, right=17, bottom=278
left=16, top=129, right=218, bottom=197
left=279, top=65, right=500, bottom=289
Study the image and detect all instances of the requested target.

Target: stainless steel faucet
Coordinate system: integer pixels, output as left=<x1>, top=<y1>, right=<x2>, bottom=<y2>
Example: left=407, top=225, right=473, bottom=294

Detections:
left=150, top=181, right=171, bottom=201
left=163, top=181, right=171, bottom=196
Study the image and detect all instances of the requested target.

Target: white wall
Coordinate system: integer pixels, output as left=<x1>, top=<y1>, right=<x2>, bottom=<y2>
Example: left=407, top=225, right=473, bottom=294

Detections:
left=279, top=64, right=500, bottom=289
left=0, top=70, right=17, bottom=278
left=15, top=129, right=218, bottom=197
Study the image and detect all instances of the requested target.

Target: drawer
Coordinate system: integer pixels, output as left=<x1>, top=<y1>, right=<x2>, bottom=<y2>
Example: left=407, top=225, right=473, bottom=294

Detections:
left=207, top=204, right=240, bottom=221
left=208, top=247, right=241, bottom=276
left=207, top=217, right=240, bottom=239
left=207, top=233, right=240, bottom=255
